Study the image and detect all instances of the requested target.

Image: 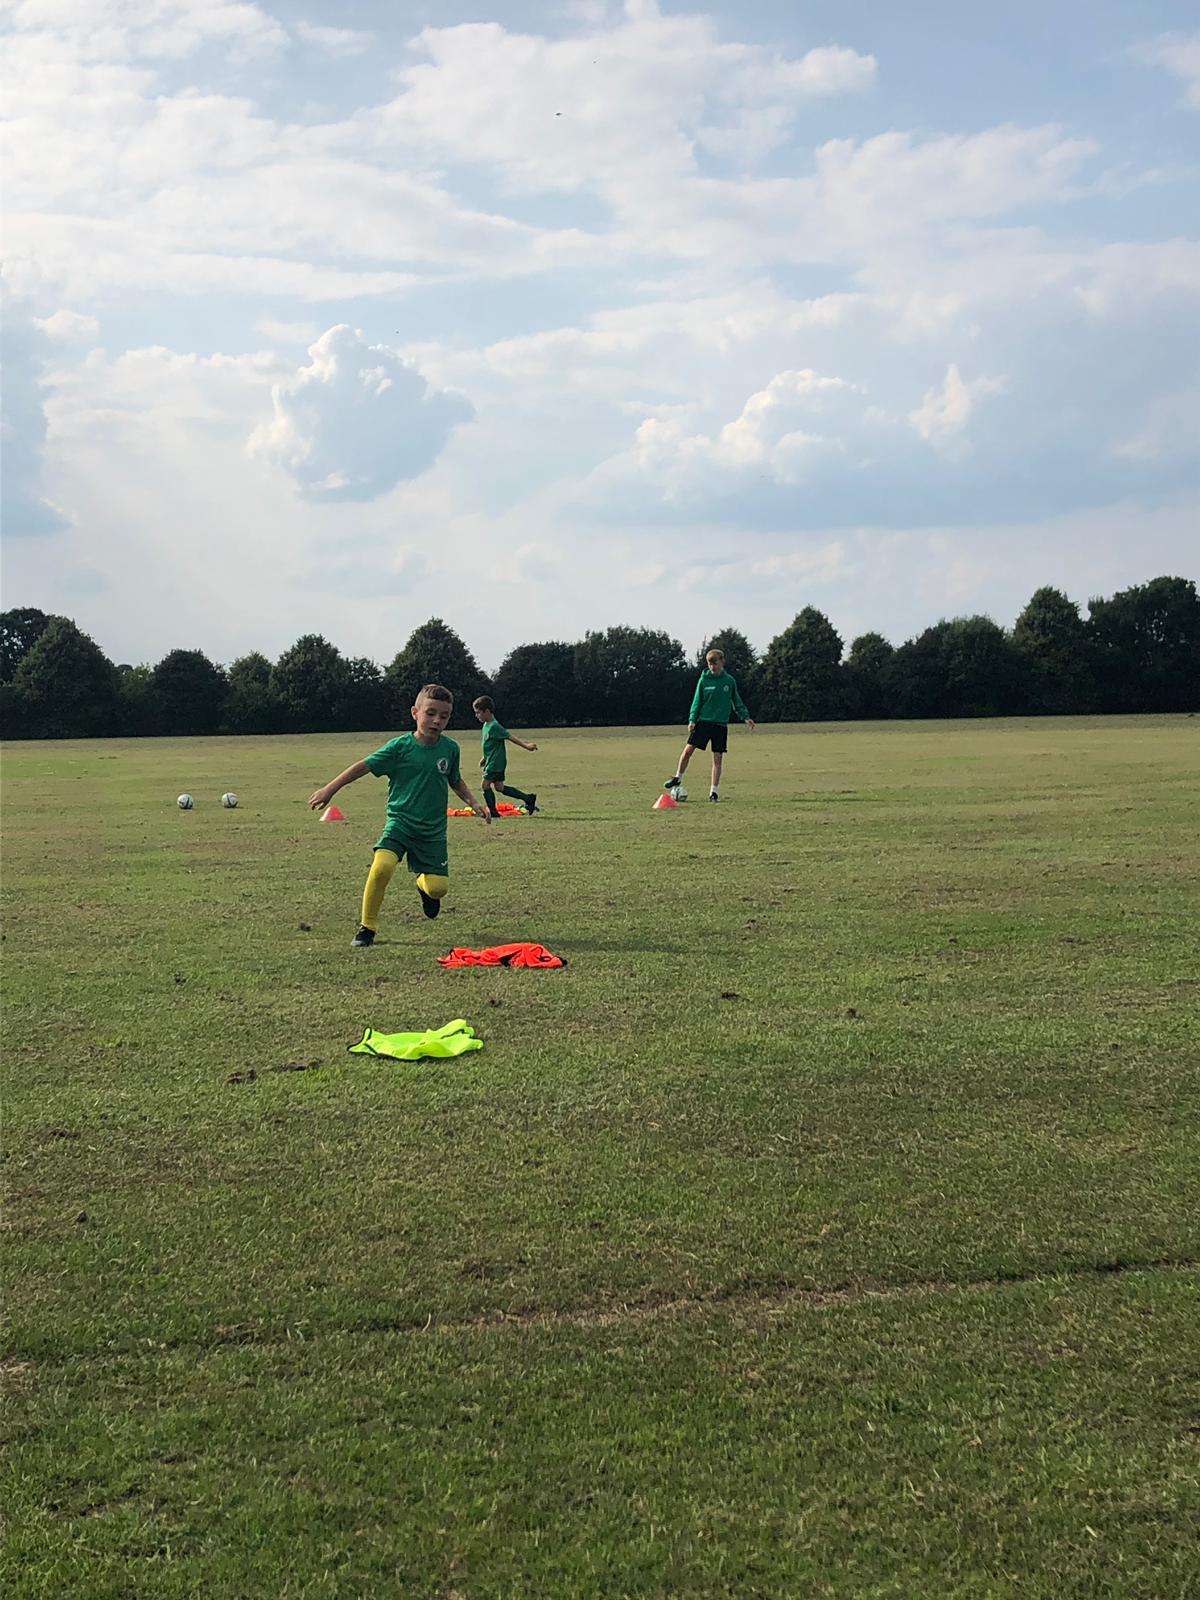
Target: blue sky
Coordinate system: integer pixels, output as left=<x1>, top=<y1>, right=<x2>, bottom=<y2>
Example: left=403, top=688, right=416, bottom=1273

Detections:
left=2, top=0, right=1197, bottom=672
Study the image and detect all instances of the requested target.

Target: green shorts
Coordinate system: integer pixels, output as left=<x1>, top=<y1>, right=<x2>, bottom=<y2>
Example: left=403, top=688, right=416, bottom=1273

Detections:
left=482, top=769, right=507, bottom=785
left=374, top=833, right=450, bottom=878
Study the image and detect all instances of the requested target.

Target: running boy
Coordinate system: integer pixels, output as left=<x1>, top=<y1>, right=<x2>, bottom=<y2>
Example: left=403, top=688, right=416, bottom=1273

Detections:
left=472, top=695, right=539, bottom=815
left=309, top=683, right=489, bottom=947
left=664, top=647, right=755, bottom=803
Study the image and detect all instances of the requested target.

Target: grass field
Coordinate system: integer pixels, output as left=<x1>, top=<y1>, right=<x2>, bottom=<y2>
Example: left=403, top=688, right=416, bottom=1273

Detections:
left=3, top=716, right=1199, bottom=1599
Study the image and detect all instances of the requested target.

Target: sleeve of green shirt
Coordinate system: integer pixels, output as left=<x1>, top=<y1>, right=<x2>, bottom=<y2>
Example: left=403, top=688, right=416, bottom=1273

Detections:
left=364, top=736, right=404, bottom=776
left=687, top=676, right=704, bottom=723
left=446, top=740, right=462, bottom=786
left=729, top=676, right=749, bottom=722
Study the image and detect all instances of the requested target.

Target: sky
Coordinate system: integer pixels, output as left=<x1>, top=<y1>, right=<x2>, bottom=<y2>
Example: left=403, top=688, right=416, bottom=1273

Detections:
left=2, top=0, right=1198, bottom=673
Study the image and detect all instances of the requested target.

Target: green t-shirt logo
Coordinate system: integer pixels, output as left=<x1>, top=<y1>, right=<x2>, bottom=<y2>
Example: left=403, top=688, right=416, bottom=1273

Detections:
left=437, top=757, right=449, bottom=774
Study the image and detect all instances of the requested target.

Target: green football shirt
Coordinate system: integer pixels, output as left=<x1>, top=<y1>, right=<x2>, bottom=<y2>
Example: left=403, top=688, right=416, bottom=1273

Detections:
left=363, top=733, right=461, bottom=845
left=480, top=717, right=510, bottom=773
left=687, top=670, right=750, bottom=726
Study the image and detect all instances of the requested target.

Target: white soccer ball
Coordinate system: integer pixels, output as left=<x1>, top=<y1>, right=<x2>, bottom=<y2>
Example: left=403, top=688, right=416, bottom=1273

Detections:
left=676, top=785, right=688, bottom=803
left=177, top=794, right=194, bottom=810
left=221, top=792, right=239, bottom=808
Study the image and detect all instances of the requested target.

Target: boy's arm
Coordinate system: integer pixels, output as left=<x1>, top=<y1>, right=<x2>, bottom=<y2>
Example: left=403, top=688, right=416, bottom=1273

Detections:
left=309, top=759, right=369, bottom=809
left=450, top=775, right=492, bottom=822
left=687, top=677, right=704, bottom=724
left=730, top=678, right=755, bottom=729
left=507, top=735, right=538, bottom=752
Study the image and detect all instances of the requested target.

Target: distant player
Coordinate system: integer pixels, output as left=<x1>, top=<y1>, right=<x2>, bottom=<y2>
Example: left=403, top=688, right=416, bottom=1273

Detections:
left=308, top=683, right=489, bottom=947
left=664, top=647, right=755, bottom=803
left=472, top=695, right=539, bottom=815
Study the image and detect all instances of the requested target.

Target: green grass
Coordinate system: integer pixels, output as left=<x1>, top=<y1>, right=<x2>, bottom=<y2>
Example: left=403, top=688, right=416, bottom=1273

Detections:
left=3, top=717, right=1199, bottom=1597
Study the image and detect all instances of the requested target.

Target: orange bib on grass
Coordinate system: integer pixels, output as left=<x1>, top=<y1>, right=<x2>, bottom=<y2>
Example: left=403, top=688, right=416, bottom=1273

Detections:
left=437, top=943, right=566, bottom=969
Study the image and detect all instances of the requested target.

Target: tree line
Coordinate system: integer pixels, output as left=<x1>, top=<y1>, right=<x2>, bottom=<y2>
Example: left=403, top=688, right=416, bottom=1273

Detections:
left=1, top=576, right=1196, bottom=741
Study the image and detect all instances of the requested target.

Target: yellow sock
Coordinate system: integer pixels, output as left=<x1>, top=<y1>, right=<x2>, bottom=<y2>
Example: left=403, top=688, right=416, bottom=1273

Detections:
left=416, top=873, right=449, bottom=901
left=361, top=849, right=399, bottom=931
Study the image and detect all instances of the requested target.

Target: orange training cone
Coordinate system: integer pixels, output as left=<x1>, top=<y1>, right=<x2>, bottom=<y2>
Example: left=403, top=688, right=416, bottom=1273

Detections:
left=653, top=792, right=679, bottom=810
left=320, top=804, right=347, bottom=822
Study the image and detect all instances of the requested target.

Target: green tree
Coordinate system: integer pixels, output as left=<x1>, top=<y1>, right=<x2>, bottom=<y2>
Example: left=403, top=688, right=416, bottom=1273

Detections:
left=343, top=656, right=388, bottom=731
left=493, top=642, right=579, bottom=726
left=223, top=652, right=281, bottom=735
left=7, top=616, right=120, bottom=737
left=844, top=631, right=895, bottom=719
left=384, top=619, right=487, bottom=729
left=1088, top=576, right=1200, bottom=713
left=758, top=607, right=844, bottom=721
left=572, top=626, right=690, bottom=724
left=884, top=626, right=945, bottom=720
left=151, top=648, right=228, bottom=735
left=0, top=682, right=29, bottom=738
left=1012, top=587, right=1093, bottom=714
left=270, top=634, right=352, bottom=733
left=116, top=664, right=164, bottom=736
left=886, top=616, right=1021, bottom=719
left=0, top=607, right=56, bottom=683
left=941, top=616, right=1022, bottom=715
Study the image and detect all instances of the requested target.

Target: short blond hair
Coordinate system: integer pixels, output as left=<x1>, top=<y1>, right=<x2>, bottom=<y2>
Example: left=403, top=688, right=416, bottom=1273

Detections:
left=705, top=648, right=725, bottom=667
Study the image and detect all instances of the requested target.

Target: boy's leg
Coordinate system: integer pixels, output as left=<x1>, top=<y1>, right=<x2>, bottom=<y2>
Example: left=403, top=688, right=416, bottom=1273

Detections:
left=665, top=739, right=697, bottom=788
left=497, top=780, right=535, bottom=809
left=360, top=849, right=400, bottom=936
left=482, top=776, right=501, bottom=817
left=710, top=750, right=724, bottom=797
left=410, top=841, right=451, bottom=920
left=415, top=872, right=449, bottom=919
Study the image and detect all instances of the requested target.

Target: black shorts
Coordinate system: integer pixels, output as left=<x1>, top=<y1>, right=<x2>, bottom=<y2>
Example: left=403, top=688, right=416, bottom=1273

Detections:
left=688, top=719, right=728, bottom=753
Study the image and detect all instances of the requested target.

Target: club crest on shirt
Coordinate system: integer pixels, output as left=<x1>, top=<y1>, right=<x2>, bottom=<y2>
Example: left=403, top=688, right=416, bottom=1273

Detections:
left=437, top=757, right=449, bottom=774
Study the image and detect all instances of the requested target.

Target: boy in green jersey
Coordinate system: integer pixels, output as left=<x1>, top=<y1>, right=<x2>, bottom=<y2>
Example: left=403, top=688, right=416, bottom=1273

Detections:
left=309, top=683, right=489, bottom=947
left=664, top=647, right=755, bottom=803
left=472, top=695, right=540, bottom=815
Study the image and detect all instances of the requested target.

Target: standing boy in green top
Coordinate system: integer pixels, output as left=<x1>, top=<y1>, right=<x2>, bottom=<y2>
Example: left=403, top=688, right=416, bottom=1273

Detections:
left=308, top=683, right=489, bottom=947
left=472, top=695, right=539, bottom=815
left=664, top=647, right=755, bottom=803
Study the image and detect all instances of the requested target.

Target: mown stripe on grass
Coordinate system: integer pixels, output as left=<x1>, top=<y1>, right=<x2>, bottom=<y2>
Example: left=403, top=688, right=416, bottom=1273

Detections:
left=185, top=1256, right=1199, bottom=1349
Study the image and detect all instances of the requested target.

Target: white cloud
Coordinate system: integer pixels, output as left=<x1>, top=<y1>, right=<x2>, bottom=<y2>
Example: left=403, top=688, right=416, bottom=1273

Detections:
left=599, top=367, right=872, bottom=502
left=295, top=21, right=374, bottom=58
left=50, top=344, right=282, bottom=433
left=908, top=363, right=1006, bottom=450
left=0, top=4, right=1115, bottom=316
left=248, top=325, right=474, bottom=500
left=1112, top=384, right=1200, bottom=463
left=678, top=539, right=853, bottom=593
left=1, top=27, right=607, bottom=302
left=4, top=212, right=426, bottom=303
left=1133, top=32, right=1200, bottom=109
left=1073, top=240, right=1200, bottom=318
left=254, top=316, right=322, bottom=346
left=33, top=307, right=99, bottom=341
left=6, top=312, right=1198, bottom=672
left=1, top=306, right=71, bottom=536
left=4, top=0, right=288, bottom=62
left=717, top=370, right=859, bottom=471
left=358, top=8, right=875, bottom=196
